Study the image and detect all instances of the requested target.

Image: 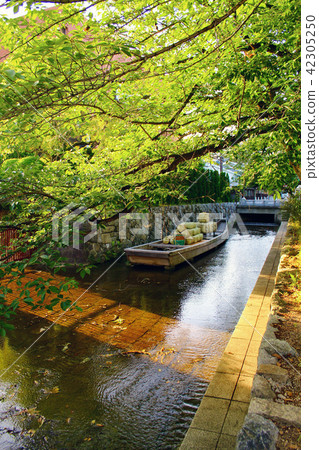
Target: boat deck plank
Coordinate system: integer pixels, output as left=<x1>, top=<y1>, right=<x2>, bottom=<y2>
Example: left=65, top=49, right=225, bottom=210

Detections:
left=148, top=243, right=183, bottom=250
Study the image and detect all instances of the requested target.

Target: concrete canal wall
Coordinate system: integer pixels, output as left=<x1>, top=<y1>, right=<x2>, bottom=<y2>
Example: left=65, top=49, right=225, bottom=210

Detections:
left=66, top=202, right=236, bottom=264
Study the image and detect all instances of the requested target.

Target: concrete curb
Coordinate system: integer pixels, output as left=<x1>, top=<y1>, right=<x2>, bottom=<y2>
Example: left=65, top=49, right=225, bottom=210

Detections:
left=235, top=224, right=301, bottom=448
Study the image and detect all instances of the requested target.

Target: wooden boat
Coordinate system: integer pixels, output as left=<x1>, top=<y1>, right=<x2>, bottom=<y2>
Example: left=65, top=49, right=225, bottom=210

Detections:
left=125, top=218, right=232, bottom=269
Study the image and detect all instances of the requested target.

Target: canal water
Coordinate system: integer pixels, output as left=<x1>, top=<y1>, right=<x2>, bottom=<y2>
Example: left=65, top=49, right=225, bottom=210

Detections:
left=0, top=227, right=277, bottom=449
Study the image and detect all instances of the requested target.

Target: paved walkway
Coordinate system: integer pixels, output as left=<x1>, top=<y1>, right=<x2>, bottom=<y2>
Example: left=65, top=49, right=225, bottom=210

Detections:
left=180, top=221, right=288, bottom=449
left=6, top=271, right=230, bottom=381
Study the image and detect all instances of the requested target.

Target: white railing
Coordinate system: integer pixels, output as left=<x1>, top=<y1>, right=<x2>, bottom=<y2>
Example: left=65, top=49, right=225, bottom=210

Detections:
left=238, top=198, right=282, bottom=207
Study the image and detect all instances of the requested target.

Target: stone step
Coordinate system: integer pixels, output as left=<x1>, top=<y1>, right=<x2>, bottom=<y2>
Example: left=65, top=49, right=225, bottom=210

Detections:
left=248, top=398, right=301, bottom=427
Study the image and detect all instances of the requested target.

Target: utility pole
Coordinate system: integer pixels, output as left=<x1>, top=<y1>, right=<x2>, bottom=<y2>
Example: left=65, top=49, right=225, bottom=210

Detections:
left=219, top=155, right=224, bottom=174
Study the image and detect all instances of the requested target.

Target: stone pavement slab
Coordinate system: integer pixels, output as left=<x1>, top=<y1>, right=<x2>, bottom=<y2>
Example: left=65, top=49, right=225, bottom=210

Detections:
left=190, top=397, right=230, bottom=433
left=216, top=433, right=237, bottom=449
left=221, top=400, right=249, bottom=436
left=232, top=374, right=254, bottom=403
left=205, top=372, right=239, bottom=399
left=180, top=428, right=220, bottom=449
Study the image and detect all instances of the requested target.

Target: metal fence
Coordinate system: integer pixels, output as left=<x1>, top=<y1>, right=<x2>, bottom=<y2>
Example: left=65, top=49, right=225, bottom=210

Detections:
left=0, top=228, right=33, bottom=262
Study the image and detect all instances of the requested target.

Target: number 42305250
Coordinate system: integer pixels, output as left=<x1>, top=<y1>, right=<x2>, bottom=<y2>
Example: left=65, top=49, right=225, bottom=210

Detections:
left=306, top=16, right=316, bottom=76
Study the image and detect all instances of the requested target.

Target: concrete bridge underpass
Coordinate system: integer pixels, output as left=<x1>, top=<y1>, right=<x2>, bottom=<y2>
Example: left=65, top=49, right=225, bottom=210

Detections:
left=236, top=199, right=283, bottom=226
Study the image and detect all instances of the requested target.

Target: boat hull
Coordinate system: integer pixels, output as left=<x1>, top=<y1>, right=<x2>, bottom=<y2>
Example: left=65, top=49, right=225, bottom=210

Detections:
left=125, top=220, right=231, bottom=269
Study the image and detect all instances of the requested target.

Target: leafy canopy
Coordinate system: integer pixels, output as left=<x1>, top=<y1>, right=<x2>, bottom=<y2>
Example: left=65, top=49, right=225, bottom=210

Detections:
left=0, top=0, right=300, bottom=330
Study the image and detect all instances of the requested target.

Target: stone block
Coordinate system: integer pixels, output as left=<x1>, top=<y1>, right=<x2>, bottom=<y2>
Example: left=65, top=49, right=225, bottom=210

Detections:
left=236, top=413, right=279, bottom=450
left=257, top=349, right=277, bottom=366
left=92, top=243, right=101, bottom=252
left=248, top=398, right=301, bottom=427
left=100, top=234, right=112, bottom=244
left=261, top=339, right=298, bottom=357
left=263, top=325, right=277, bottom=340
left=251, top=375, right=275, bottom=400
left=257, top=364, right=288, bottom=383
left=101, top=225, right=115, bottom=233
left=267, top=314, right=281, bottom=325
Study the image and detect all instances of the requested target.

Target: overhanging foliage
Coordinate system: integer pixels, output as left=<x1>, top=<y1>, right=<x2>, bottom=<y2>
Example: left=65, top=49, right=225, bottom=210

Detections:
left=0, top=0, right=301, bottom=330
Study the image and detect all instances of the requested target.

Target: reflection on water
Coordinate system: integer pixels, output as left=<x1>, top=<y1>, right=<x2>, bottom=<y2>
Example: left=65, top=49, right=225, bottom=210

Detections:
left=81, top=228, right=277, bottom=331
left=0, top=227, right=276, bottom=448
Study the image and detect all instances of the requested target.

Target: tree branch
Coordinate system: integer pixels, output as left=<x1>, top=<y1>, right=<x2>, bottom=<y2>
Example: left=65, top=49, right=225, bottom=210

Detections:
left=127, top=0, right=248, bottom=65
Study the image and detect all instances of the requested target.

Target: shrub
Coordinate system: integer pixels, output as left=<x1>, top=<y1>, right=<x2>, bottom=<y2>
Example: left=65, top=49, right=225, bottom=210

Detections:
left=281, top=190, right=301, bottom=224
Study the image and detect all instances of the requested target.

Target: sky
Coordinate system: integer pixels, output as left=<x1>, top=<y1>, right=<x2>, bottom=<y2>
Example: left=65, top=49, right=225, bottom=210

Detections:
left=0, top=1, right=98, bottom=19
left=0, top=3, right=28, bottom=18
